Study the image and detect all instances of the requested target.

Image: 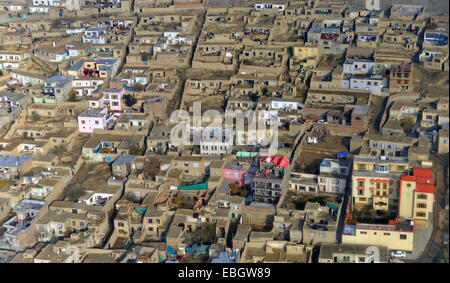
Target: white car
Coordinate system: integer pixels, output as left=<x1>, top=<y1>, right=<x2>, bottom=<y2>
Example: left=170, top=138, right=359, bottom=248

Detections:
left=390, top=251, right=406, bottom=258
left=317, top=119, right=327, bottom=124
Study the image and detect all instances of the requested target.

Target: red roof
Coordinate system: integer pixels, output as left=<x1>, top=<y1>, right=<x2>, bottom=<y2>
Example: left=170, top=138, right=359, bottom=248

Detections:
left=416, top=176, right=433, bottom=184
left=401, top=168, right=434, bottom=195
left=400, top=175, right=416, bottom=182
left=416, top=184, right=434, bottom=194
left=277, top=156, right=290, bottom=169
left=413, top=168, right=433, bottom=178
left=263, top=155, right=272, bottom=163
left=271, top=156, right=280, bottom=165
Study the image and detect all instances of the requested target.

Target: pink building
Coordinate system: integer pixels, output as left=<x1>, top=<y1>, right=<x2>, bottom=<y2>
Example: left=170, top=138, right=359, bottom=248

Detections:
left=78, top=107, right=112, bottom=133
left=88, top=88, right=124, bottom=112
left=223, top=163, right=256, bottom=187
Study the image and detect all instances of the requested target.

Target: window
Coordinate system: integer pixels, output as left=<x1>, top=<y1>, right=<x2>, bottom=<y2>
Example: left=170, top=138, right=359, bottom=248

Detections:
left=343, top=256, right=350, bottom=262
left=358, top=181, right=364, bottom=187
left=309, top=232, right=315, bottom=237
left=383, top=232, right=391, bottom=236
left=417, top=203, right=427, bottom=209
left=358, top=257, right=365, bottom=263
left=360, top=231, right=367, bottom=235
left=417, top=194, right=427, bottom=200
left=118, top=222, right=124, bottom=227
left=358, top=190, right=364, bottom=196
left=400, top=234, right=407, bottom=240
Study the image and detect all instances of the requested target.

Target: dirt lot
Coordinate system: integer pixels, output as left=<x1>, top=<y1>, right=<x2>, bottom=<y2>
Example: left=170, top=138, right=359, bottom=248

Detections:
left=293, top=135, right=350, bottom=173
left=280, top=191, right=339, bottom=210
left=63, top=162, right=112, bottom=201
left=413, top=64, right=449, bottom=96
left=368, top=94, right=386, bottom=134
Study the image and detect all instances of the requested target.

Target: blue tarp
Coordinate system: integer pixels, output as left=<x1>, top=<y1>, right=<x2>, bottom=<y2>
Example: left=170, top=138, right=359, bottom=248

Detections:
left=185, top=244, right=210, bottom=255
left=166, top=246, right=177, bottom=257
left=327, top=203, right=339, bottom=211
left=123, top=84, right=135, bottom=91
left=337, top=151, right=348, bottom=158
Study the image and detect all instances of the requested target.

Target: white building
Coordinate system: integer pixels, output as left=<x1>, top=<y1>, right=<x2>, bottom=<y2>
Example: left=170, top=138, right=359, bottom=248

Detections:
left=342, top=75, right=384, bottom=94
left=32, top=0, right=64, bottom=6
left=270, top=99, right=301, bottom=111
left=199, top=130, right=233, bottom=155
left=82, top=27, right=107, bottom=44
left=254, top=3, right=285, bottom=11
left=343, top=59, right=375, bottom=75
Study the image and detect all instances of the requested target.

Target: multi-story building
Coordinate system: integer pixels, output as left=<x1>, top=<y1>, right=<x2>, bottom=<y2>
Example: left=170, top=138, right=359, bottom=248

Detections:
left=389, top=63, right=413, bottom=92
left=77, top=108, right=115, bottom=133
left=252, top=155, right=291, bottom=205
left=0, top=200, right=46, bottom=251
left=290, top=158, right=350, bottom=195
left=318, top=243, right=389, bottom=263
left=399, top=168, right=434, bottom=226
left=351, top=155, right=408, bottom=213
left=199, top=130, right=233, bottom=156
left=82, top=27, right=108, bottom=44
left=42, top=76, right=73, bottom=103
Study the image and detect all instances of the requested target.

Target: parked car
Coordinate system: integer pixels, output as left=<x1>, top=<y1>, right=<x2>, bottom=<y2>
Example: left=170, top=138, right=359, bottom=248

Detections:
left=390, top=251, right=406, bottom=258
left=317, top=119, right=327, bottom=124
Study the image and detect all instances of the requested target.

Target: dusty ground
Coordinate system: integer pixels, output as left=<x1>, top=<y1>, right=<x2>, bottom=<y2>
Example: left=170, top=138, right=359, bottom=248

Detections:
left=63, top=162, right=112, bottom=200
left=293, top=134, right=350, bottom=173
left=413, top=64, right=449, bottom=97
left=281, top=191, right=339, bottom=210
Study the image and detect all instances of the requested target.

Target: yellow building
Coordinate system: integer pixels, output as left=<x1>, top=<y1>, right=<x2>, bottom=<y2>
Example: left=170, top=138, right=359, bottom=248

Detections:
left=399, top=168, right=434, bottom=226
left=342, top=219, right=415, bottom=251
left=351, top=156, right=409, bottom=211
left=293, top=46, right=319, bottom=59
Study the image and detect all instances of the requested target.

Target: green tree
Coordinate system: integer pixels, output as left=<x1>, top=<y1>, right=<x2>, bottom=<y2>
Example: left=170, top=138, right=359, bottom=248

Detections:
left=426, top=22, right=438, bottom=30
left=249, top=92, right=259, bottom=102
left=174, top=193, right=184, bottom=207
left=261, top=87, right=268, bottom=96
left=68, top=91, right=77, bottom=102
left=229, top=183, right=239, bottom=195
left=400, top=118, right=415, bottom=134
left=239, top=187, right=249, bottom=197
left=327, top=54, right=334, bottom=63
left=129, top=144, right=143, bottom=155
left=141, top=52, right=152, bottom=61
left=31, top=112, right=40, bottom=122
left=124, top=94, right=137, bottom=107
left=198, top=223, right=216, bottom=244
left=64, top=186, right=84, bottom=201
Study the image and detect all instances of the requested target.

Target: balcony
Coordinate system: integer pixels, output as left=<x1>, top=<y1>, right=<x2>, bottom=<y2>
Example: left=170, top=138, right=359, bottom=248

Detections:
left=373, top=165, right=389, bottom=174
